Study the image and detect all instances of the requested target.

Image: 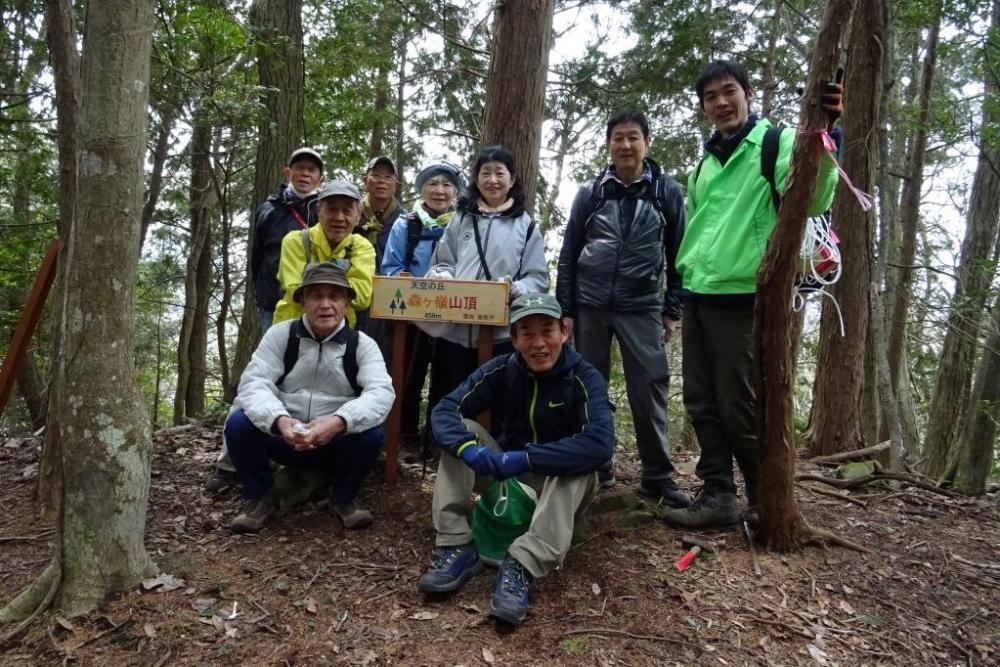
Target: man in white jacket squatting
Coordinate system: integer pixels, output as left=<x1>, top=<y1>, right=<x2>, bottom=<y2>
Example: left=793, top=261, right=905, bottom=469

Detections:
left=224, top=261, right=395, bottom=534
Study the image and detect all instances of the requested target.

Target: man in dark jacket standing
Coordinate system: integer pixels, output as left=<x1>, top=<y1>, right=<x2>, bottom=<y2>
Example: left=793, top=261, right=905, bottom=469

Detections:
left=416, top=293, right=613, bottom=627
left=251, top=147, right=324, bottom=333
left=556, top=109, right=689, bottom=509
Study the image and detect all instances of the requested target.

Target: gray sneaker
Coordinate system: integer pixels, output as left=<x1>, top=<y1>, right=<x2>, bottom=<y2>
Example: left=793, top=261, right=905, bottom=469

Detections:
left=334, top=499, right=373, bottom=529
left=230, top=491, right=280, bottom=534
left=662, top=485, right=739, bottom=528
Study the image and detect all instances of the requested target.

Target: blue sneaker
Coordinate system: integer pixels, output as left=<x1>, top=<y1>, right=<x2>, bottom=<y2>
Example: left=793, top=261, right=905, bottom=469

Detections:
left=416, top=544, right=483, bottom=594
left=489, top=557, right=532, bottom=626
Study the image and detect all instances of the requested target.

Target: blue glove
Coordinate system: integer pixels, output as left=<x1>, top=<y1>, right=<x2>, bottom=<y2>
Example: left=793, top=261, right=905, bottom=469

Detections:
left=492, top=450, right=530, bottom=480
left=460, top=445, right=499, bottom=477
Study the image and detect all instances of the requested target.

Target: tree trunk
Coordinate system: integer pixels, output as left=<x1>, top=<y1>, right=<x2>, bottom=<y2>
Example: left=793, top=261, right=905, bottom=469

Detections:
left=755, top=0, right=856, bottom=552
left=948, top=290, right=1000, bottom=495
left=139, top=107, right=177, bottom=253
left=480, top=0, right=554, bottom=215
left=803, top=0, right=884, bottom=456
left=922, top=0, right=1000, bottom=476
left=886, top=14, right=940, bottom=399
left=759, top=0, right=782, bottom=119
left=213, top=133, right=234, bottom=395
left=15, top=351, right=47, bottom=432
left=394, top=27, right=407, bottom=198
left=227, top=0, right=305, bottom=403
left=174, top=119, right=213, bottom=424
left=35, top=0, right=80, bottom=517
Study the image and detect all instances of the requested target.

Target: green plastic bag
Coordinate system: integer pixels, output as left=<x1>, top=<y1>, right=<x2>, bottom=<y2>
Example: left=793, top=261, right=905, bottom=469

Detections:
left=471, top=479, right=537, bottom=566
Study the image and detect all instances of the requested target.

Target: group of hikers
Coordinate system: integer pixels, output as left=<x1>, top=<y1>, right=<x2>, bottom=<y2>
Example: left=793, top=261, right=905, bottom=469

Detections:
left=207, top=60, right=843, bottom=626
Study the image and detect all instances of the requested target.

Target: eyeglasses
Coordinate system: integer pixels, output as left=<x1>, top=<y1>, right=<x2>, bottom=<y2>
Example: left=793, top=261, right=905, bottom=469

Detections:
left=368, top=173, right=398, bottom=184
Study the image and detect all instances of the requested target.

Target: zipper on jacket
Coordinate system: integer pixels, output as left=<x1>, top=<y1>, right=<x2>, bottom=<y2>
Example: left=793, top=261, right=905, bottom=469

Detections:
left=305, top=341, right=323, bottom=422
left=528, top=378, right=539, bottom=443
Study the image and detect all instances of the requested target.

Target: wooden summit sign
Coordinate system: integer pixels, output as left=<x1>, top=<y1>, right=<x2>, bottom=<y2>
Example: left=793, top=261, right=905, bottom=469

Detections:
left=371, top=275, right=509, bottom=326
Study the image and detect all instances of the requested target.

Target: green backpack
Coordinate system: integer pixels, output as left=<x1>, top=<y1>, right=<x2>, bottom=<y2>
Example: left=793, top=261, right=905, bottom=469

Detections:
left=471, top=479, right=537, bottom=566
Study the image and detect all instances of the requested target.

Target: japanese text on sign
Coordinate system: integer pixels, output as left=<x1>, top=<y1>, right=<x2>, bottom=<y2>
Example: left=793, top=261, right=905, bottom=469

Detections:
left=371, top=276, right=509, bottom=325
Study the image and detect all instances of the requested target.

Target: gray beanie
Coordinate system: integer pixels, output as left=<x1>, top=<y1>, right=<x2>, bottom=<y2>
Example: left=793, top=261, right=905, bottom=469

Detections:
left=414, top=162, right=463, bottom=193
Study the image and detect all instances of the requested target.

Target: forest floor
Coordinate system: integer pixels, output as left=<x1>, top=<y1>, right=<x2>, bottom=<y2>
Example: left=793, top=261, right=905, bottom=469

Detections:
left=1, top=424, right=999, bottom=666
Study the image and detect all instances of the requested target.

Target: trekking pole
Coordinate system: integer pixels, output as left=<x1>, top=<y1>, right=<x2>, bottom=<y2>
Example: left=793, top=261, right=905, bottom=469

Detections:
left=742, top=519, right=763, bottom=577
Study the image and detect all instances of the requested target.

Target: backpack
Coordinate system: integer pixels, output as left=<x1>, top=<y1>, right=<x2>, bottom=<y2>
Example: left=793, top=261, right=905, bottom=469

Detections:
left=275, top=319, right=362, bottom=396
left=469, top=212, right=536, bottom=282
left=586, top=173, right=671, bottom=222
left=402, top=212, right=447, bottom=273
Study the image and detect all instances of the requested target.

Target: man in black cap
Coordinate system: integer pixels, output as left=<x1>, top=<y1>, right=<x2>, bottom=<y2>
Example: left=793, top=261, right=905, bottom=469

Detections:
left=417, top=292, right=613, bottom=627
left=224, top=261, right=394, bottom=534
left=251, top=147, right=324, bottom=333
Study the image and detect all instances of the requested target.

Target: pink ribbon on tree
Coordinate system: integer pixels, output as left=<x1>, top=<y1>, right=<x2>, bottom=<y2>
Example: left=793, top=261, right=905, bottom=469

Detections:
left=814, top=128, right=873, bottom=212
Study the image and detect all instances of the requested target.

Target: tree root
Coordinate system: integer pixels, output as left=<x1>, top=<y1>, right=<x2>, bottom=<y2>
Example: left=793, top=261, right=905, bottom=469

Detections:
left=805, top=523, right=876, bottom=556
left=0, top=559, right=61, bottom=647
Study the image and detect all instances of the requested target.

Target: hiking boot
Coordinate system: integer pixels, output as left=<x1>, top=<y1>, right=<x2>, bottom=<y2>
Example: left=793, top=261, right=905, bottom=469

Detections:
left=333, top=499, right=373, bottom=529
left=204, top=467, right=239, bottom=493
left=230, top=491, right=280, bottom=534
left=639, top=477, right=692, bottom=508
left=489, top=556, right=532, bottom=626
left=597, top=463, right=616, bottom=491
left=416, top=544, right=483, bottom=594
left=662, top=484, right=739, bottom=528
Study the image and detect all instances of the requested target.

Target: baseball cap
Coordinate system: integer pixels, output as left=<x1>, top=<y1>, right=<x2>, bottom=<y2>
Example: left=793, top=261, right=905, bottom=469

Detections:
left=293, top=261, right=357, bottom=303
left=316, top=179, right=362, bottom=202
left=287, top=147, right=324, bottom=171
left=365, top=155, right=397, bottom=176
left=509, top=293, right=562, bottom=326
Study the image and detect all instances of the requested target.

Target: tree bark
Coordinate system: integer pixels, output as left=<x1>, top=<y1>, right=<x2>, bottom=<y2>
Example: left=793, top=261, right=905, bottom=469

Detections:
left=886, top=14, right=940, bottom=399
left=480, top=0, right=554, bottom=215
left=922, top=0, right=1000, bottom=477
left=35, top=0, right=81, bottom=516
left=227, top=0, right=305, bottom=403
left=173, top=119, right=213, bottom=424
left=58, top=0, right=157, bottom=616
left=945, top=290, right=1000, bottom=495
left=139, top=107, right=177, bottom=253
left=755, top=0, right=856, bottom=552
left=804, top=0, right=884, bottom=456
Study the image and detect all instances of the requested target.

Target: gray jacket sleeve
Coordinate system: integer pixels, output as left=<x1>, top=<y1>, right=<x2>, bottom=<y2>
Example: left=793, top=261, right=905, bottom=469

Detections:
left=333, top=333, right=395, bottom=433
left=511, top=216, right=550, bottom=299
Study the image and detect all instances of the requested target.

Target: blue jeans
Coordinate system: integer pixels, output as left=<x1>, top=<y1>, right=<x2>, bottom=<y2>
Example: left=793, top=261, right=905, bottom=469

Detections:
left=224, top=409, right=383, bottom=506
left=258, top=308, right=274, bottom=334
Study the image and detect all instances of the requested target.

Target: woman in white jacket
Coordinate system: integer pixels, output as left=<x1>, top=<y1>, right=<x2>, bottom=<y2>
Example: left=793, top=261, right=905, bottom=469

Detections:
left=422, top=146, right=549, bottom=436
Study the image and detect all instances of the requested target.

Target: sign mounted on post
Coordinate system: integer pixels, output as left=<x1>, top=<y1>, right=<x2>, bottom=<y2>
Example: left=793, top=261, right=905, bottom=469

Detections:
left=371, top=275, right=509, bottom=326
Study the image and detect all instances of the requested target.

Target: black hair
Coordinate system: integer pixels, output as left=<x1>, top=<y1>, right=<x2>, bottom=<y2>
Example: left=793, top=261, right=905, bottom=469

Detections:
left=605, top=109, right=650, bottom=141
left=695, top=60, right=753, bottom=109
left=457, top=145, right=526, bottom=216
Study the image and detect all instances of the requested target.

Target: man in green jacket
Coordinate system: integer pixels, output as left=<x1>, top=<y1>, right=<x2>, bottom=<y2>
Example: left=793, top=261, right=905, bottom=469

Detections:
left=664, top=60, right=842, bottom=527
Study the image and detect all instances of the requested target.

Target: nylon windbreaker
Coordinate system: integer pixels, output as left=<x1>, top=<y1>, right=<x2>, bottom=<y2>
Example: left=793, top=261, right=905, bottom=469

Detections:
left=234, top=318, right=394, bottom=435
left=431, top=347, right=614, bottom=477
left=678, top=119, right=839, bottom=295
left=273, top=225, right=376, bottom=326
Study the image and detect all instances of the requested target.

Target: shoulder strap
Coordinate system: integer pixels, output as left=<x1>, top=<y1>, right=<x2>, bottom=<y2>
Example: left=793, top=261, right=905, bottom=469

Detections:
left=692, top=157, right=706, bottom=194
left=277, top=320, right=304, bottom=387
left=471, top=216, right=493, bottom=281
left=404, top=213, right=422, bottom=271
left=760, top=125, right=784, bottom=210
left=343, top=327, right=362, bottom=397
left=586, top=177, right=605, bottom=217
left=301, top=228, right=312, bottom=267
left=513, top=219, right=536, bottom=281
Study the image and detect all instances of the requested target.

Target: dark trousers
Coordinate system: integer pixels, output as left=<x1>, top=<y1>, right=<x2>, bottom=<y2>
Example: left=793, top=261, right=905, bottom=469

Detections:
left=682, top=300, right=758, bottom=497
left=401, top=324, right=433, bottom=438
left=224, top=409, right=383, bottom=506
left=427, top=337, right=514, bottom=441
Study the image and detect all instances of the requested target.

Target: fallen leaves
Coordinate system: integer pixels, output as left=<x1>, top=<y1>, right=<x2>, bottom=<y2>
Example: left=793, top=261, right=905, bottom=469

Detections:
left=141, top=573, right=185, bottom=592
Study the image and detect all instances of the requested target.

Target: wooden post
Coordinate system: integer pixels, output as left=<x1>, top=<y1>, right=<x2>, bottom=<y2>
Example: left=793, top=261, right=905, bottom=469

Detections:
left=477, top=325, right=494, bottom=432
left=0, top=239, right=60, bottom=418
left=383, top=320, right=407, bottom=483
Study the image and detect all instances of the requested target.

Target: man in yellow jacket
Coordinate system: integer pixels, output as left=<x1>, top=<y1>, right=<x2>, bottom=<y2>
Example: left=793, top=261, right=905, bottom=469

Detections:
left=274, top=180, right=375, bottom=328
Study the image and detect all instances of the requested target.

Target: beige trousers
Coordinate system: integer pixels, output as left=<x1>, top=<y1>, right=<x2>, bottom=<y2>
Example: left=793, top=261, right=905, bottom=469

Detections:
left=431, top=419, right=596, bottom=578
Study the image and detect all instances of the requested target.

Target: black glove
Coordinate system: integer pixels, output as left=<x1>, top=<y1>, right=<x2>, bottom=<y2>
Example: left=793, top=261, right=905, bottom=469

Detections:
left=820, top=67, right=845, bottom=128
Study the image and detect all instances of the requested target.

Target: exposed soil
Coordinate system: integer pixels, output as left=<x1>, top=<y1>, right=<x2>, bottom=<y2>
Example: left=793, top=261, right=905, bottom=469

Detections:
left=1, top=425, right=998, bottom=666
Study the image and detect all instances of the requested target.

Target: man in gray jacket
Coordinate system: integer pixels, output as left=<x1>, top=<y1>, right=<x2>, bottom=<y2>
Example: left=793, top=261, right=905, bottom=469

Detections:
left=555, top=109, right=689, bottom=508
left=224, top=262, right=395, bottom=533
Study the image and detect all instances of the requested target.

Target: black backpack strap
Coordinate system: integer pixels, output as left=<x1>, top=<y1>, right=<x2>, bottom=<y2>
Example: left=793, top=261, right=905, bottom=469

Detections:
left=403, top=213, right=422, bottom=271
left=277, top=320, right=304, bottom=387
left=343, top=327, right=362, bottom=397
left=471, top=216, right=493, bottom=281
left=760, top=124, right=784, bottom=210
left=301, top=228, right=312, bottom=266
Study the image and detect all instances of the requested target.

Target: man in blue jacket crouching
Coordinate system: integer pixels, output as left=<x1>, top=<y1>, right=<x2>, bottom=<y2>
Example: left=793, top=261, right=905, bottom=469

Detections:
left=416, top=292, right=614, bottom=626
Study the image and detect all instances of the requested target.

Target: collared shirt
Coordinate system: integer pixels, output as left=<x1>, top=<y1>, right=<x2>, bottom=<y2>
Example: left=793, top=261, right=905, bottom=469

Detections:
left=601, top=161, right=653, bottom=188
